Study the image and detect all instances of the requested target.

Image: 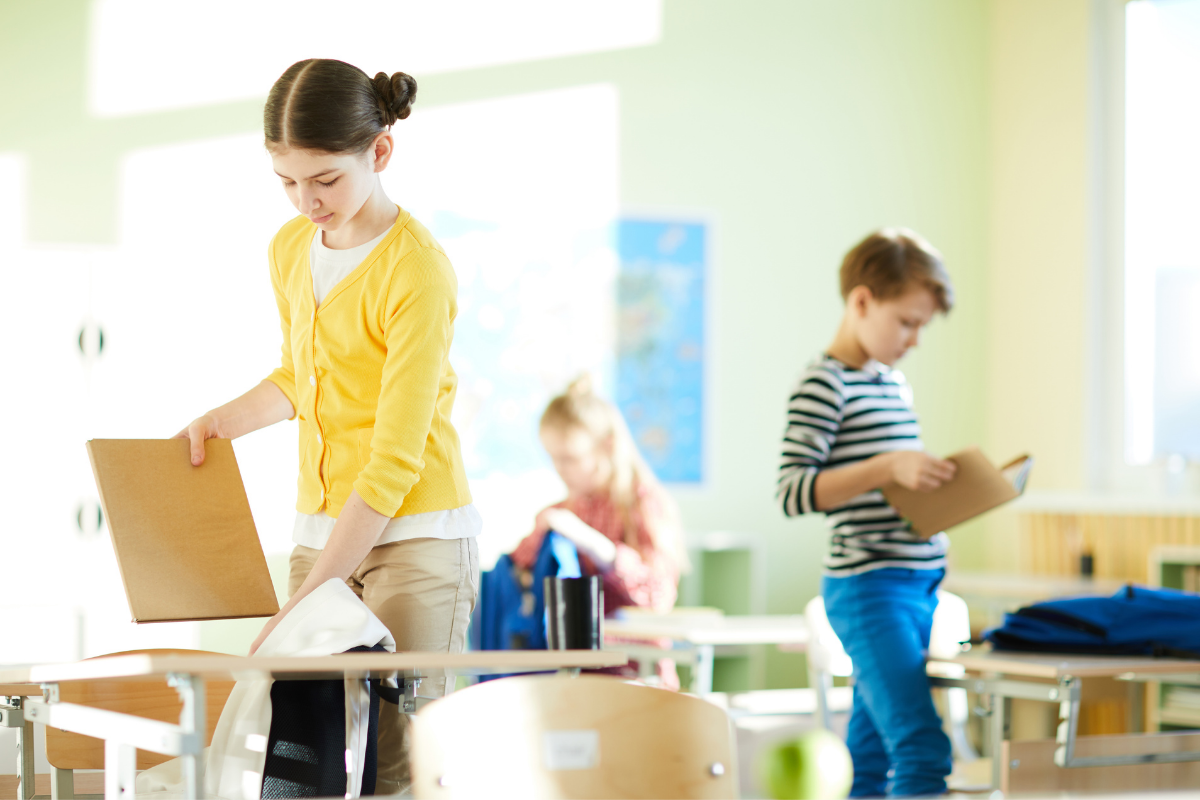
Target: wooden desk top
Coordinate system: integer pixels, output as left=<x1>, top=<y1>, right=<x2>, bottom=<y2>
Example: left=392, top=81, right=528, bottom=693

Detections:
left=0, top=683, right=40, bottom=696
left=0, top=650, right=628, bottom=684
left=604, top=614, right=809, bottom=646
left=931, top=648, right=1200, bottom=680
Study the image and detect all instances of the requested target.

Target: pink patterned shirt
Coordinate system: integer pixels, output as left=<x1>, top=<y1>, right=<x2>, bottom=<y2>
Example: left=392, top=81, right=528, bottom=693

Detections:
left=512, top=485, right=679, bottom=616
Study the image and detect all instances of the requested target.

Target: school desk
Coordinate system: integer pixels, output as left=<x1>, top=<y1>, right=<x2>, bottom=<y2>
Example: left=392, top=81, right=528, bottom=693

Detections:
left=0, top=649, right=628, bottom=800
left=940, top=571, right=1126, bottom=626
left=926, top=648, right=1200, bottom=791
left=603, top=613, right=809, bottom=692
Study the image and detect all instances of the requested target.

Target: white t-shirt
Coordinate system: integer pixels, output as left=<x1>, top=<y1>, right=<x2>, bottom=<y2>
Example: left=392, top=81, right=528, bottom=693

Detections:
left=292, top=229, right=482, bottom=550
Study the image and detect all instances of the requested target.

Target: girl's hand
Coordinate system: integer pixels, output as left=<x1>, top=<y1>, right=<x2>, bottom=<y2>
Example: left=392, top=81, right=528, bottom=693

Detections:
left=249, top=608, right=286, bottom=655
left=174, top=414, right=223, bottom=466
left=513, top=508, right=582, bottom=566
left=890, top=451, right=957, bottom=492
left=541, top=509, right=617, bottom=568
left=535, top=507, right=573, bottom=537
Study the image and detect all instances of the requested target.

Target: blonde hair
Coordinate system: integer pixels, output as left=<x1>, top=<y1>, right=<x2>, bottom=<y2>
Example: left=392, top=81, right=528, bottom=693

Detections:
left=540, top=375, right=690, bottom=573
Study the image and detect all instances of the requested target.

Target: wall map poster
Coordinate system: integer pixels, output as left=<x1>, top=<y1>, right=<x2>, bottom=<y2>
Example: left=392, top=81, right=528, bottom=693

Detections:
left=616, top=219, right=707, bottom=483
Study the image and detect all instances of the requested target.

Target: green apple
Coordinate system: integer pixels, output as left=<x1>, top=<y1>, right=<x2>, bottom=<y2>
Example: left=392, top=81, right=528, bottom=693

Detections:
left=762, top=729, right=853, bottom=800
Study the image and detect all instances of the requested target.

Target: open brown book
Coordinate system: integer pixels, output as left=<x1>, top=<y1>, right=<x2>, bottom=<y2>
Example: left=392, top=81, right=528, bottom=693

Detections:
left=87, top=439, right=280, bottom=623
left=881, top=446, right=1033, bottom=539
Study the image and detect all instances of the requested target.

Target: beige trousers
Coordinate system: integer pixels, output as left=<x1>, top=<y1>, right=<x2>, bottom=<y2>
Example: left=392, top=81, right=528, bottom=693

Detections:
left=288, top=536, right=480, bottom=794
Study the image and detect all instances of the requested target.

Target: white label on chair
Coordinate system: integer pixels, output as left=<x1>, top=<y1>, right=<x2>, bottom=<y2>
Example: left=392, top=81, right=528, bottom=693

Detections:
left=542, top=730, right=600, bottom=770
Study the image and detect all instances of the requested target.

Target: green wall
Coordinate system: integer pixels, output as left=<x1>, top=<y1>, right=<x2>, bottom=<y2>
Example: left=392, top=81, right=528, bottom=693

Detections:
left=0, top=0, right=991, bottom=683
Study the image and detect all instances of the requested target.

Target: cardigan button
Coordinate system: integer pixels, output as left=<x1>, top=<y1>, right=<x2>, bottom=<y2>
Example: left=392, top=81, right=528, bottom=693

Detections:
left=309, top=375, right=316, bottom=386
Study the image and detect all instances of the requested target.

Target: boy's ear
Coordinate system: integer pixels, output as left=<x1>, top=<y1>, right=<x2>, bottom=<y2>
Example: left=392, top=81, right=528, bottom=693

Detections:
left=847, top=285, right=874, bottom=317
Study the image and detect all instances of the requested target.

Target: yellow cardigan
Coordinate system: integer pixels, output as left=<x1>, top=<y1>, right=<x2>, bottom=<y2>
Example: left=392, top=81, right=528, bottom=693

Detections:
left=264, top=207, right=472, bottom=519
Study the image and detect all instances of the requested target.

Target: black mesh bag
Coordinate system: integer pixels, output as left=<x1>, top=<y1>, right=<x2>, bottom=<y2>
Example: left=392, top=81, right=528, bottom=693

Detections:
left=261, top=644, right=399, bottom=798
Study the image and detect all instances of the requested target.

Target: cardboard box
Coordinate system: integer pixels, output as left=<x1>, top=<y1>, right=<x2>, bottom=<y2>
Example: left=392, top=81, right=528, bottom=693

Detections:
left=882, top=446, right=1032, bottom=538
left=86, top=439, right=280, bottom=623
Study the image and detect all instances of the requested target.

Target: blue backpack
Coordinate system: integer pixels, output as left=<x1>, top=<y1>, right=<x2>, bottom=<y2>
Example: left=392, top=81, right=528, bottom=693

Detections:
left=472, top=532, right=581, bottom=651
left=984, top=585, right=1200, bottom=658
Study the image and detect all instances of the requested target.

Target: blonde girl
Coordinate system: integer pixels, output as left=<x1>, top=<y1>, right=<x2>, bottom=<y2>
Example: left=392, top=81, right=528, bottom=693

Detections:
left=512, top=376, right=687, bottom=615
left=178, top=58, right=479, bottom=793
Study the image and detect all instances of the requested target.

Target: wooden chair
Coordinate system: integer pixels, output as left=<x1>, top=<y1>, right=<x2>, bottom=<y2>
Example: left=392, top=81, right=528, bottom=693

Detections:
left=410, top=675, right=737, bottom=799
left=44, top=649, right=235, bottom=799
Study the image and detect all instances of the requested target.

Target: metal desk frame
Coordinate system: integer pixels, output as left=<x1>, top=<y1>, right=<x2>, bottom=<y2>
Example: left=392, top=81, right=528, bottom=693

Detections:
left=0, top=686, right=38, bottom=800
left=928, top=652, right=1200, bottom=790
left=0, top=650, right=627, bottom=800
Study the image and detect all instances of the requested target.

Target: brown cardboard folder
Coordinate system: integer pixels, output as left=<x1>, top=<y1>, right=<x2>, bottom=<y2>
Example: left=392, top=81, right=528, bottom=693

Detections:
left=882, top=446, right=1032, bottom=538
left=86, top=439, right=280, bottom=623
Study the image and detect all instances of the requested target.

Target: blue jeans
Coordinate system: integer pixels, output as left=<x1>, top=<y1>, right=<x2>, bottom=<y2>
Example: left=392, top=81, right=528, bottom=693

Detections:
left=822, top=568, right=952, bottom=797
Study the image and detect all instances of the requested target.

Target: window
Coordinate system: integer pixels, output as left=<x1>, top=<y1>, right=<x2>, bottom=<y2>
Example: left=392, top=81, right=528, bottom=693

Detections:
left=88, top=0, right=660, bottom=116
left=1124, top=0, right=1200, bottom=465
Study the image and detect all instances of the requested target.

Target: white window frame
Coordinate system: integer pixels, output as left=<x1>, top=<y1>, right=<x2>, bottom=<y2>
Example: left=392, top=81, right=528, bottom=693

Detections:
left=1094, top=0, right=1200, bottom=500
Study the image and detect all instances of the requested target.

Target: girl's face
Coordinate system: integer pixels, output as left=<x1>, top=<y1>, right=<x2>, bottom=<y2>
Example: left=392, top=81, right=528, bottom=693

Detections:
left=540, top=425, right=612, bottom=498
left=853, top=284, right=940, bottom=366
left=270, top=137, right=389, bottom=232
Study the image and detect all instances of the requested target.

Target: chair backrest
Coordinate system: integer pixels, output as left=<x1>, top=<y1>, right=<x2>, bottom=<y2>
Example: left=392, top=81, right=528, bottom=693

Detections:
left=803, top=596, right=853, bottom=677
left=44, top=649, right=236, bottom=770
left=929, top=590, right=971, bottom=661
left=410, top=675, right=737, bottom=799
left=805, top=590, right=969, bottom=676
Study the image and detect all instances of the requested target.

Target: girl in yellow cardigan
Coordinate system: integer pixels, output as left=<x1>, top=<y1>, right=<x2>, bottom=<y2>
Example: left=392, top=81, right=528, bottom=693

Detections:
left=178, top=58, right=479, bottom=793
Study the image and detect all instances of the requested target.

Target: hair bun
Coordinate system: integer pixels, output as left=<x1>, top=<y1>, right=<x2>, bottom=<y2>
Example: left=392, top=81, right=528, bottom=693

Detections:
left=566, top=373, right=594, bottom=398
left=371, top=71, right=417, bottom=126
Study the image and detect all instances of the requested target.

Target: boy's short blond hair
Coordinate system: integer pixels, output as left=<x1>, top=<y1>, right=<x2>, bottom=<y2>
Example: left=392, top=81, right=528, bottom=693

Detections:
left=840, top=228, right=954, bottom=313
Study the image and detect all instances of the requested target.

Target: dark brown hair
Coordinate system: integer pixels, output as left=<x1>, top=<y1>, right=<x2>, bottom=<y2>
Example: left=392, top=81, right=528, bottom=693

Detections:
left=264, top=59, right=416, bottom=153
left=839, top=228, right=954, bottom=312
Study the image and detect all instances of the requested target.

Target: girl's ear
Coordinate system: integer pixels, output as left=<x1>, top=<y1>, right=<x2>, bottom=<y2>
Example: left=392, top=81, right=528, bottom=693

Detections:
left=370, top=131, right=395, bottom=173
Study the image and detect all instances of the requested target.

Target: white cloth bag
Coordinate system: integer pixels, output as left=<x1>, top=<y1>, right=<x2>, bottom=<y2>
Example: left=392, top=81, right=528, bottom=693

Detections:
left=136, top=579, right=394, bottom=800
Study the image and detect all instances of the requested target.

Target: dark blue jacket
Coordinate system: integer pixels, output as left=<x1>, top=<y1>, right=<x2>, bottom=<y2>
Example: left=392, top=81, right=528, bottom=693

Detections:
left=985, top=584, right=1200, bottom=657
left=472, top=532, right=581, bottom=651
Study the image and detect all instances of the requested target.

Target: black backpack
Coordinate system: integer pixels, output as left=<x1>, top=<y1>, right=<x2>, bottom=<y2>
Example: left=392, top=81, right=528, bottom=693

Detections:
left=261, top=644, right=401, bottom=798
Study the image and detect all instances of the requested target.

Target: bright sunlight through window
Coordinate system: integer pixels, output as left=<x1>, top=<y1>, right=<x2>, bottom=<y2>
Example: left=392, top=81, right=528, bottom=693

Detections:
left=1125, top=0, right=1200, bottom=464
left=88, top=0, right=660, bottom=117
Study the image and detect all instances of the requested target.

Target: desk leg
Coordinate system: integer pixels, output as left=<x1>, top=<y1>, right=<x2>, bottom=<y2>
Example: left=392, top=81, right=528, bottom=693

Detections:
left=695, top=645, right=715, bottom=694
left=1129, top=680, right=1146, bottom=733
left=808, top=661, right=833, bottom=731
left=1053, top=677, right=1082, bottom=769
left=52, top=767, right=74, bottom=800
left=988, top=694, right=1010, bottom=791
left=169, top=674, right=206, bottom=800
left=104, top=741, right=136, bottom=799
left=18, top=703, right=35, bottom=800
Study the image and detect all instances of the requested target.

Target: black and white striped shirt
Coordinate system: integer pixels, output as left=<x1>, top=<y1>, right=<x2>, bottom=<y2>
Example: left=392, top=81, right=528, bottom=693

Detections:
left=778, top=355, right=948, bottom=575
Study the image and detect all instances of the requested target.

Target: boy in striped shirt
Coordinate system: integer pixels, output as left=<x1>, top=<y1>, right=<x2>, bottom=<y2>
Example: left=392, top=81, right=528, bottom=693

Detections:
left=778, top=229, right=957, bottom=797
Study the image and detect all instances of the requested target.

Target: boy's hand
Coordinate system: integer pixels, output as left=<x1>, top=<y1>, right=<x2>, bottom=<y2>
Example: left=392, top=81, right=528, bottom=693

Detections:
left=890, top=451, right=957, bottom=492
left=174, top=414, right=222, bottom=466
